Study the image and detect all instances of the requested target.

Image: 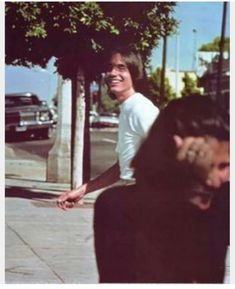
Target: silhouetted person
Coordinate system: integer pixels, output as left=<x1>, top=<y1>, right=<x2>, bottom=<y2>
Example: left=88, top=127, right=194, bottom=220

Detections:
left=94, top=95, right=229, bottom=283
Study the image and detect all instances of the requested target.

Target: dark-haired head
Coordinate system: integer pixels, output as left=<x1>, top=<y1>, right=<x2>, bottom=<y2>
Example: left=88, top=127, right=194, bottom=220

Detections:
left=107, top=46, right=143, bottom=81
left=132, top=94, right=229, bottom=196
left=104, top=46, right=145, bottom=98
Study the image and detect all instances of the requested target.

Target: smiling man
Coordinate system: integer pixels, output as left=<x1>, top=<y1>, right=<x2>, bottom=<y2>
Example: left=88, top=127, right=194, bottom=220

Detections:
left=57, top=46, right=159, bottom=210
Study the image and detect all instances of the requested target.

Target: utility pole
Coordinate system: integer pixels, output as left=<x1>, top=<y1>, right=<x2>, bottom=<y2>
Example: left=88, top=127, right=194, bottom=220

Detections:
left=175, top=32, right=180, bottom=97
left=160, top=34, right=167, bottom=106
left=216, top=2, right=227, bottom=105
left=192, top=28, right=197, bottom=72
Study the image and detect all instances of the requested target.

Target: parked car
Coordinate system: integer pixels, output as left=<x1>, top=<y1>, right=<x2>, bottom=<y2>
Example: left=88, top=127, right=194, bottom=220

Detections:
left=89, top=110, right=98, bottom=127
left=5, top=92, right=54, bottom=139
left=92, top=112, right=119, bottom=128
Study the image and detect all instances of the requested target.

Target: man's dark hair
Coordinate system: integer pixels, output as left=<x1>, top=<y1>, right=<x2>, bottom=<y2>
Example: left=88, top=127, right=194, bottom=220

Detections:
left=105, top=46, right=144, bottom=95
left=109, top=46, right=143, bottom=81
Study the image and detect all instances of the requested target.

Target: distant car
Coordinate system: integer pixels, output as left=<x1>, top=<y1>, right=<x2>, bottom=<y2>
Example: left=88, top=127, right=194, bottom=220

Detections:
left=92, top=112, right=119, bottom=128
left=89, top=111, right=98, bottom=126
left=5, top=92, right=54, bottom=139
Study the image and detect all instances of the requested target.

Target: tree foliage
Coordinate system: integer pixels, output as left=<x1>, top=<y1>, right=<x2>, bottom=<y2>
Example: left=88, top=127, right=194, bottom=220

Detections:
left=100, top=90, right=119, bottom=114
left=148, top=67, right=176, bottom=106
left=5, top=2, right=177, bottom=79
left=199, top=36, right=230, bottom=53
left=181, top=72, right=201, bottom=97
left=5, top=2, right=178, bottom=185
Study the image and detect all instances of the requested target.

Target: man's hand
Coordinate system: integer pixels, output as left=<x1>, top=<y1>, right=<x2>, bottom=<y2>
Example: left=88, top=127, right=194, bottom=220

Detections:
left=57, top=183, right=88, bottom=210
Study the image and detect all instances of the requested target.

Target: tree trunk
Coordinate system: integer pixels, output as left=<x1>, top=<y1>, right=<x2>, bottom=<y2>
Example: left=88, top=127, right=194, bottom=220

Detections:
left=160, top=34, right=168, bottom=106
left=71, top=67, right=86, bottom=189
left=83, top=76, right=91, bottom=182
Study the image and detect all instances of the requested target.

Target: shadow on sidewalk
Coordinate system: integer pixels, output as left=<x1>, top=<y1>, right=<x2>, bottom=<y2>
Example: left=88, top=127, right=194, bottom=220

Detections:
left=5, top=186, right=58, bottom=200
left=5, top=186, right=94, bottom=209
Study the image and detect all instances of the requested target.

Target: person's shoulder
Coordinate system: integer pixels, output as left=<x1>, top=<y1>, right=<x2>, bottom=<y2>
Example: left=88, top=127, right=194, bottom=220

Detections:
left=135, top=93, right=157, bottom=106
left=131, top=93, right=159, bottom=114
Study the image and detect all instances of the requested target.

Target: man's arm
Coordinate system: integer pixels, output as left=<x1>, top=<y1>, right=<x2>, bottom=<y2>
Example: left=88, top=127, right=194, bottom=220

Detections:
left=57, top=162, right=120, bottom=210
left=86, top=162, right=120, bottom=193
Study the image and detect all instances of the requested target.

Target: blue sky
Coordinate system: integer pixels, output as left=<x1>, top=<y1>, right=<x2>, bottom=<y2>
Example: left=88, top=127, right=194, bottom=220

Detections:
left=150, top=1, right=230, bottom=71
left=5, top=1, right=230, bottom=103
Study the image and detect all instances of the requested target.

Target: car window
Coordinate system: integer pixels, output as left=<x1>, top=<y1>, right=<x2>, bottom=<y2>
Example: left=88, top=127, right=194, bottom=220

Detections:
left=5, top=95, right=39, bottom=107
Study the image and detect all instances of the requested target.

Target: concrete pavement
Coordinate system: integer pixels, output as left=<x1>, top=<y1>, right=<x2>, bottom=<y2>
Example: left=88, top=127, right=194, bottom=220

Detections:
left=5, top=145, right=101, bottom=283
left=5, top=145, right=230, bottom=284
left=6, top=195, right=98, bottom=283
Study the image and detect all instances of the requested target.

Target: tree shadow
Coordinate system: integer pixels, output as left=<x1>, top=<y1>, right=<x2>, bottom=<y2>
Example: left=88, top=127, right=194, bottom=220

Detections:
left=5, top=186, right=94, bottom=208
left=5, top=186, right=58, bottom=200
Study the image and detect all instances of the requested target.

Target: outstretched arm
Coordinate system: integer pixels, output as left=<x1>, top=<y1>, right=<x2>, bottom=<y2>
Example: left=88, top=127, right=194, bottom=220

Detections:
left=57, top=162, right=120, bottom=210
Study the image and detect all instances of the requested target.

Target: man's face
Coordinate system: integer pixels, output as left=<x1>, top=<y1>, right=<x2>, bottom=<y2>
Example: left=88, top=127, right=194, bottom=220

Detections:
left=105, top=53, right=135, bottom=103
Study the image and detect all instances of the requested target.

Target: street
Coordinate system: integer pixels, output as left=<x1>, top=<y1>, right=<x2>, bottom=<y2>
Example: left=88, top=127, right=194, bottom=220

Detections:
left=6, top=128, right=118, bottom=179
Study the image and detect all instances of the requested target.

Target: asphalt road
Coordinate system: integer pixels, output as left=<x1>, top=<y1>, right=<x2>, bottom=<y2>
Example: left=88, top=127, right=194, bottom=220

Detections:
left=6, top=128, right=118, bottom=179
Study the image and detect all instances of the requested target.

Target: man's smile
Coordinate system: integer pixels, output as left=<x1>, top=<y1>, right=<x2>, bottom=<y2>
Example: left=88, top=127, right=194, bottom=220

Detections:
left=107, top=78, right=123, bottom=87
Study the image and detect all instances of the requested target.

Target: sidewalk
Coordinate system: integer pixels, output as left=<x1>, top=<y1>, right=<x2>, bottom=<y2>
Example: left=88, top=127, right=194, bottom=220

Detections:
left=5, top=146, right=230, bottom=284
left=5, top=147, right=100, bottom=283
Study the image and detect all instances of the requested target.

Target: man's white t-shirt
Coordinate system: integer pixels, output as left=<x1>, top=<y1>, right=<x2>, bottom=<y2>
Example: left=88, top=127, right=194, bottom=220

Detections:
left=116, top=92, right=159, bottom=181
